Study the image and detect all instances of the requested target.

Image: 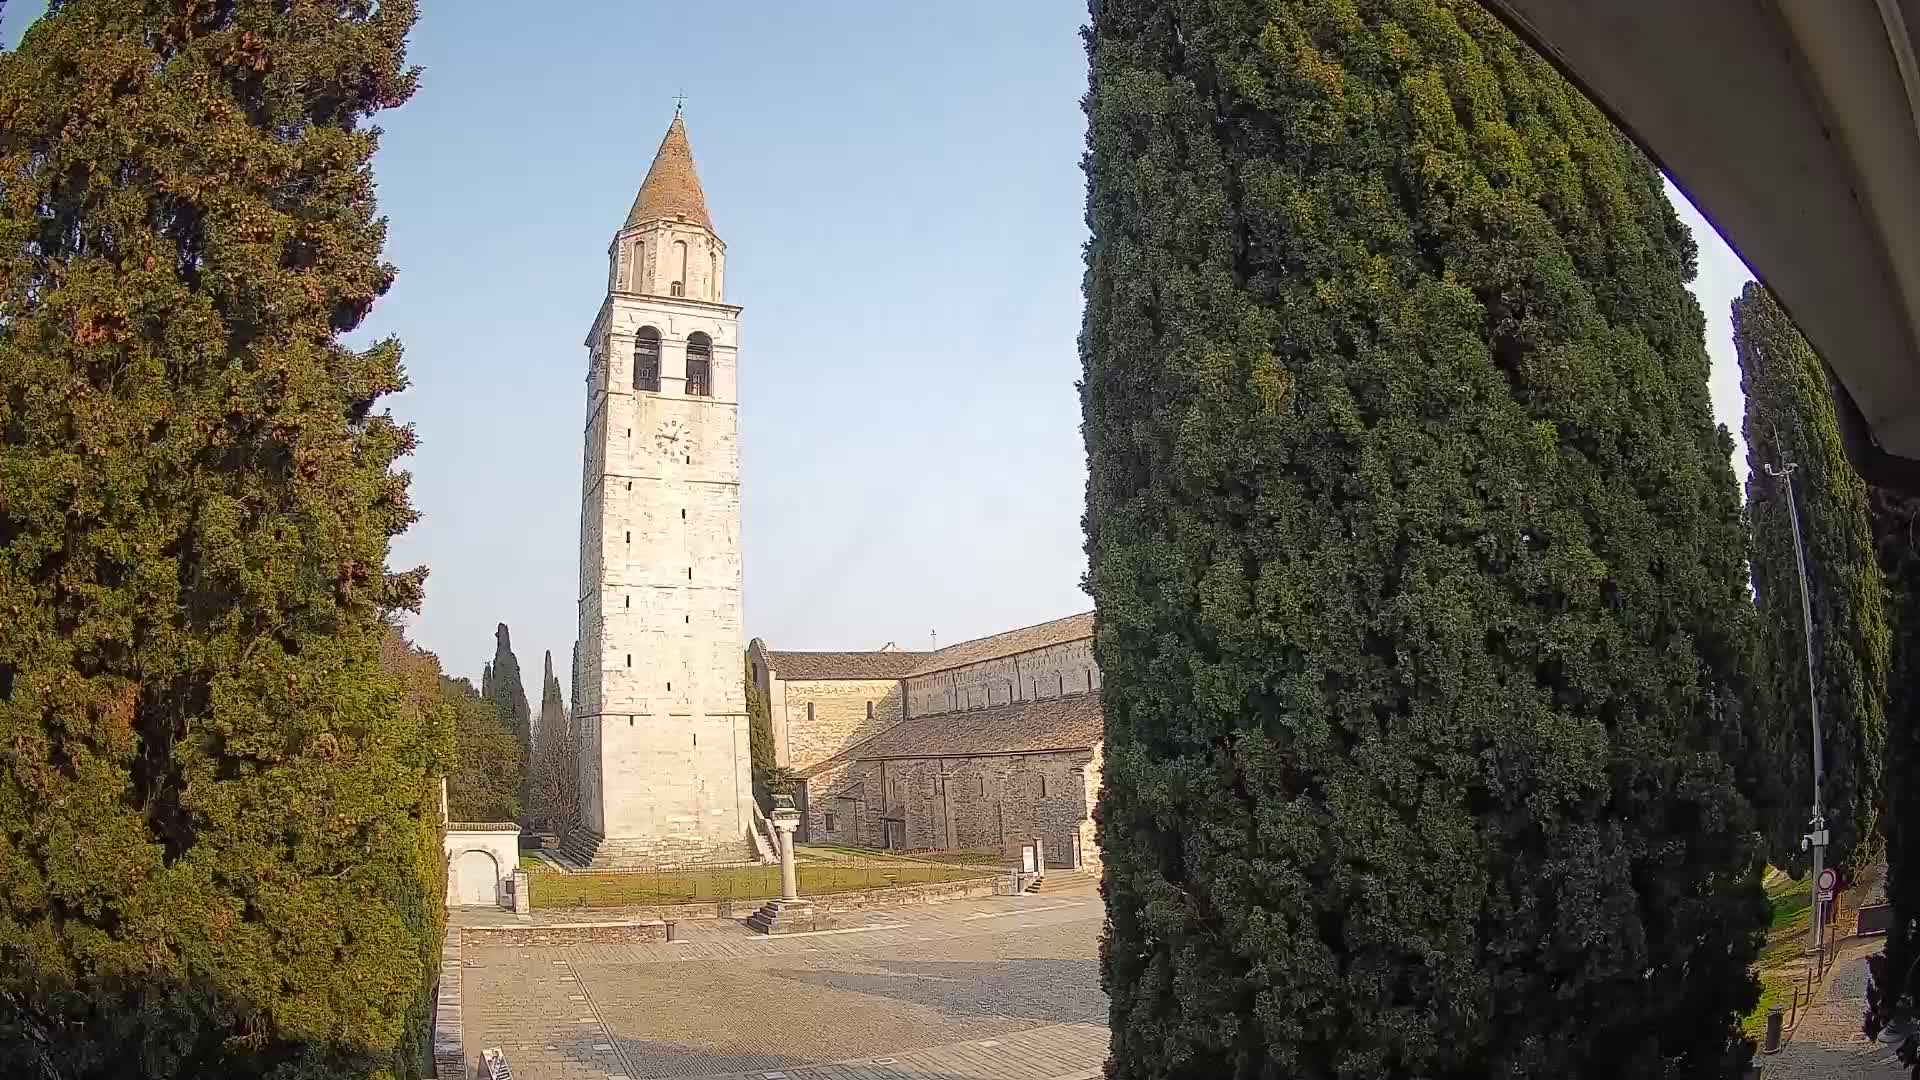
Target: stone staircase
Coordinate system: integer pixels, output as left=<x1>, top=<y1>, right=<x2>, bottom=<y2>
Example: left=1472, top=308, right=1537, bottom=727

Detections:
left=1024, top=868, right=1096, bottom=895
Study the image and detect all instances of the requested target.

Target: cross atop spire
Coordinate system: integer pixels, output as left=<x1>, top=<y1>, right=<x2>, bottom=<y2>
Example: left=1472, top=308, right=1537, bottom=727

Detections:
left=673, top=90, right=688, bottom=114
left=624, top=113, right=713, bottom=233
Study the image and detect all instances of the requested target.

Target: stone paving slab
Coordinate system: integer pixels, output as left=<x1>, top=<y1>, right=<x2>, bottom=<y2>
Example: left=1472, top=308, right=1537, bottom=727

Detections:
left=459, top=895, right=1107, bottom=1080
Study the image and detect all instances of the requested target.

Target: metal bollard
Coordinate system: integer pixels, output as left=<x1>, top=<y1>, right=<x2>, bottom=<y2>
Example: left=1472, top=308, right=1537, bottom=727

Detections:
left=1763, top=1004, right=1785, bottom=1054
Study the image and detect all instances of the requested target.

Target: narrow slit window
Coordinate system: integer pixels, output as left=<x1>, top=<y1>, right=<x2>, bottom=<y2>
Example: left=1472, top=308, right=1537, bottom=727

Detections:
left=866, top=701, right=874, bottom=720
left=625, top=655, right=631, bottom=667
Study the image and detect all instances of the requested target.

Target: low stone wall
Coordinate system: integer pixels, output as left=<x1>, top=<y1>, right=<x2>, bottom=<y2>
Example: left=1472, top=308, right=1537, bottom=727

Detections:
left=461, top=920, right=673, bottom=947
left=432, top=928, right=462, bottom=1078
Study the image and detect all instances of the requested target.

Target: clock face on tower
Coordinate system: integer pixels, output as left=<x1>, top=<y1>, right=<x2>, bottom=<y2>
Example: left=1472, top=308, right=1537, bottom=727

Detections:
left=654, top=418, right=688, bottom=457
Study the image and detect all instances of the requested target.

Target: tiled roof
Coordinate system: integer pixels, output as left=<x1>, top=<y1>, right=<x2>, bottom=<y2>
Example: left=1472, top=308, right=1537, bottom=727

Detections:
left=626, top=114, right=713, bottom=232
left=909, top=611, right=1095, bottom=676
left=847, top=692, right=1102, bottom=760
left=765, top=650, right=931, bottom=681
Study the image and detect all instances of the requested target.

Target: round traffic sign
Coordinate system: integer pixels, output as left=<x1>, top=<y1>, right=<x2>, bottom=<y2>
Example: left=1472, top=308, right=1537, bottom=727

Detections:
left=1818, top=868, right=1838, bottom=893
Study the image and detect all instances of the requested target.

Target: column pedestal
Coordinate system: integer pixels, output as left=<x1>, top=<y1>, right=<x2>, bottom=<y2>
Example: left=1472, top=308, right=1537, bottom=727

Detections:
left=749, top=803, right=823, bottom=935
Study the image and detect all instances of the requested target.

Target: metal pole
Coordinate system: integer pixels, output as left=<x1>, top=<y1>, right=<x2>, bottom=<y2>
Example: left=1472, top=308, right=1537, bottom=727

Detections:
left=1766, top=461, right=1828, bottom=957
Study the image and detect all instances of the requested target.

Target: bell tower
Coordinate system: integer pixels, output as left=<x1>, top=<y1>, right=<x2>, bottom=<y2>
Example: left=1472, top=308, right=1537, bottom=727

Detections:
left=569, top=111, right=751, bottom=867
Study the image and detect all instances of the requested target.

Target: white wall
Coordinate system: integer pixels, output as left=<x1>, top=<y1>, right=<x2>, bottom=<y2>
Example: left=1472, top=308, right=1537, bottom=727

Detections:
left=444, top=826, right=519, bottom=908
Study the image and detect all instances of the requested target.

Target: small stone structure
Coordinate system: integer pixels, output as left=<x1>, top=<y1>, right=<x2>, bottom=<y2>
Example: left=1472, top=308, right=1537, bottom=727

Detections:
left=748, top=798, right=818, bottom=934
left=445, top=823, right=520, bottom=909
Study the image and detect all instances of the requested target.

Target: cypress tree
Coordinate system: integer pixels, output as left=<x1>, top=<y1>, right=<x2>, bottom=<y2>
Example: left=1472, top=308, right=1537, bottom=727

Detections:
left=1734, top=282, right=1887, bottom=873
left=746, top=654, right=774, bottom=805
left=487, top=623, right=531, bottom=760
left=0, top=2, right=443, bottom=1077
left=537, top=651, right=565, bottom=753
left=1080, top=2, right=1766, bottom=1076
left=1866, top=491, right=1920, bottom=1065
left=529, top=650, right=575, bottom=831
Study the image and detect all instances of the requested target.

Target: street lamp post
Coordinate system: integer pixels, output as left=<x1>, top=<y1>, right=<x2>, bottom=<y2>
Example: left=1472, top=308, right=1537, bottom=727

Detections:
left=1764, top=460, right=1830, bottom=958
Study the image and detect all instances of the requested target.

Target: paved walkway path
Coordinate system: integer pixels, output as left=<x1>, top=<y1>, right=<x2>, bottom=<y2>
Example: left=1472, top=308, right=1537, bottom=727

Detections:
left=458, top=892, right=1108, bottom=1080
left=1761, top=936, right=1906, bottom=1079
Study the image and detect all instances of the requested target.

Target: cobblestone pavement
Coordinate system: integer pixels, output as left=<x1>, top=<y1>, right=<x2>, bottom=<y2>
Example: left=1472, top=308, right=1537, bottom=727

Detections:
left=461, top=895, right=1108, bottom=1079
left=1761, top=937, right=1907, bottom=1079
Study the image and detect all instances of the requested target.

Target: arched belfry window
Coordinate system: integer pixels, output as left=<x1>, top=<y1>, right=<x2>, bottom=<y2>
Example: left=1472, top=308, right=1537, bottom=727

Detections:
left=685, top=332, right=712, bottom=397
left=634, top=327, right=661, bottom=392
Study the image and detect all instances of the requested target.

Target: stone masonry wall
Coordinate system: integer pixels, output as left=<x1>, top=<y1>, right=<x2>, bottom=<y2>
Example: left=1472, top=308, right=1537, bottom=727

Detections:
left=779, top=679, right=905, bottom=773
left=904, top=639, right=1101, bottom=719
left=839, top=749, right=1096, bottom=867
left=577, top=248, right=749, bottom=862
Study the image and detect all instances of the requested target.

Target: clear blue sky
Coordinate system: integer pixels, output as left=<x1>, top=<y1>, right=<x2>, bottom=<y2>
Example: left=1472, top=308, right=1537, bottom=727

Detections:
left=3, top=2, right=1755, bottom=691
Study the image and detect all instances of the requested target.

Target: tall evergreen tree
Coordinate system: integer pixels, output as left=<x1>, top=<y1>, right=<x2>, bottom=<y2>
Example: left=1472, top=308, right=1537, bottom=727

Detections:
left=538, top=651, right=566, bottom=751
left=1865, top=489, right=1920, bottom=1077
left=1735, top=282, right=1887, bottom=873
left=746, top=654, right=774, bottom=806
left=528, top=650, right=575, bottom=831
left=486, top=623, right=530, bottom=760
left=1080, top=2, right=1767, bottom=1076
left=0, top=2, right=443, bottom=1077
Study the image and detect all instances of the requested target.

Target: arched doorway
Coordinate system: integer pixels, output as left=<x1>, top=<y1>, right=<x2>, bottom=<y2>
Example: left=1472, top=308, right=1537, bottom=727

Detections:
left=451, top=849, right=500, bottom=907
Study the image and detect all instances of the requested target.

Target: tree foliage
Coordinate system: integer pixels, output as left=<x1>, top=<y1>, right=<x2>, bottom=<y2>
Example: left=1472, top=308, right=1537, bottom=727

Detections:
left=1735, top=282, right=1887, bottom=873
left=747, top=653, right=773, bottom=807
left=1080, top=1, right=1767, bottom=1076
left=442, top=674, right=521, bottom=825
left=1865, top=490, right=1920, bottom=1071
left=0, top=2, right=442, bottom=1076
left=528, top=651, right=576, bottom=834
left=486, top=623, right=530, bottom=763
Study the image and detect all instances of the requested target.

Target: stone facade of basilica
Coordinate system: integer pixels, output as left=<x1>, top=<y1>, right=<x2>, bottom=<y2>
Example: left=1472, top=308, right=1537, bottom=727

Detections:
left=750, top=612, right=1104, bottom=872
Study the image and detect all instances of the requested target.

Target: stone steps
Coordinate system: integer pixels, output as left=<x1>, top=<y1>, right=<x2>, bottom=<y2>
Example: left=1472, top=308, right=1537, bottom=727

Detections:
left=1025, top=869, right=1095, bottom=894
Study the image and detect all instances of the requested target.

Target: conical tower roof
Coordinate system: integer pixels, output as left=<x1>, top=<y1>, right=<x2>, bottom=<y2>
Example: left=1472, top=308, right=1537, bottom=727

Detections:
left=624, top=114, right=713, bottom=232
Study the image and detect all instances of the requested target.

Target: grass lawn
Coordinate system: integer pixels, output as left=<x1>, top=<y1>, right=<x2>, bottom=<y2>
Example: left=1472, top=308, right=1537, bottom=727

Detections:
left=529, top=859, right=991, bottom=910
left=1743, top=870, right=1814, bottom=1037
left=798, top=843, right=1004, bottom=867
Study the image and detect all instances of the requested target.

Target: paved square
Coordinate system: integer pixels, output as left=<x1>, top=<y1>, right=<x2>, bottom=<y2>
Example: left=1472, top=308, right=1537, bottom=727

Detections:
left=462, top=896, right=1108, bottom=1079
